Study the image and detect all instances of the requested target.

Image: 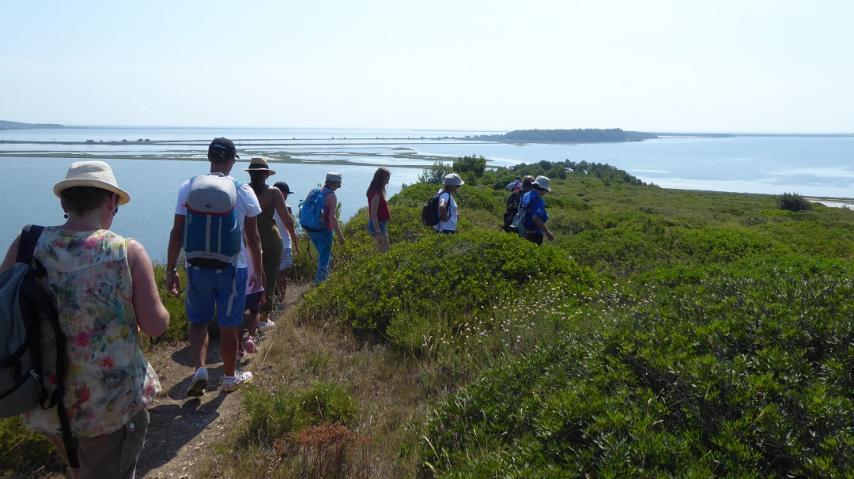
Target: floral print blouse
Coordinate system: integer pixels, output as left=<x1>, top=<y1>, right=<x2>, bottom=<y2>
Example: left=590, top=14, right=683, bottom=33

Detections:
left=23, top=227, right=160, bottom=438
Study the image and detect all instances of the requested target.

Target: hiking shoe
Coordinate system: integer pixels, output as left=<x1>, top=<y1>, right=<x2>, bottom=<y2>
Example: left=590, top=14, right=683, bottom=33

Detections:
left=258, top=320, right=276, bottom=331
left=222, top=371, right=253, bottom=393
left=243, top=337, right=257, bottom=354
left=186, top=367, right=208, bottom=397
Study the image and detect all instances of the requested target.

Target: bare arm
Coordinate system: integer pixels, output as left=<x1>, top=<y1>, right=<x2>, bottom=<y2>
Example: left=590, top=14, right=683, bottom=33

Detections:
left=327, top=192, right=344, bottom=243
left=128, top=240, right=169, bottom=337
left=244, top=215, right=264, bottom=288
left=273, top=188, right=299, bottom=254
left=0, top=235, right=21, bottom=274
left=369, top=193, right=381, bottom=234
left=438, top=192, right=450, bottom=221
left=532, top=216, right=554, bottom=241
left=165, top=214, right=185, bottom=295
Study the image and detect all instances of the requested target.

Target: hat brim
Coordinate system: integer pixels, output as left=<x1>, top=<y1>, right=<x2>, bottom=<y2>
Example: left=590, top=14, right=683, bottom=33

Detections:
left=533, top=184, right=551, bottom=192
left=53, top=179, right=131, bottom=205
left=245, top=168, right=276, bottom=175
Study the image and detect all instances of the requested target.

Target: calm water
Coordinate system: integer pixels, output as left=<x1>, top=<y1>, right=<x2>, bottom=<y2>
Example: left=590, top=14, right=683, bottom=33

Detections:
left=2, top=127, right=853, bottom=260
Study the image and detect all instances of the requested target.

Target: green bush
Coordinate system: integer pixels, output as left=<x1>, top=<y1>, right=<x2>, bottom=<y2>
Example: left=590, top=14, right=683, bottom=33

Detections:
left=777, top=193, right=812, bottom=212
left=418, top=161, right=454, bottom=185
left=420, top=265, right=854, bottom=477
left=151, top=264, right=189, bottom=344
left=243, top=382, right=357, bottom=446
left=297, top=230, right=599, bottom=338
left=452, top=155, right=487, bottom=176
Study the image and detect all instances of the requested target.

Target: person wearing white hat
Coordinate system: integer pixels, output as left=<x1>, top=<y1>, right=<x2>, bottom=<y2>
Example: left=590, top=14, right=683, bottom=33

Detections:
left=435, top=173, right=464, bottom=234
left=0, top=160, right=169, bottom=479
left=306, top=172, right=345, bottom=284
left=519, top=175, right=555, bottom=244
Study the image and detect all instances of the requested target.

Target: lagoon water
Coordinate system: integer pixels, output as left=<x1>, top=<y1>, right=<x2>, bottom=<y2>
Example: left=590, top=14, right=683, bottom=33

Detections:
left=2, top=127, right=853, bottom=260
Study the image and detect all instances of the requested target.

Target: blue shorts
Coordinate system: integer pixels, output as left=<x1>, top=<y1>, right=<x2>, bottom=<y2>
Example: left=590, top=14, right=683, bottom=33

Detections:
left=367, top=220, right=388, bottom=236
left=186, top=265, right=247, bottom=328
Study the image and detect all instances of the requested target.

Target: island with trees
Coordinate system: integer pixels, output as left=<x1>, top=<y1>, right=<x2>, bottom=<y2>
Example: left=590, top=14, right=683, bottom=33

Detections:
left=469, top=128, right=658, bottom=143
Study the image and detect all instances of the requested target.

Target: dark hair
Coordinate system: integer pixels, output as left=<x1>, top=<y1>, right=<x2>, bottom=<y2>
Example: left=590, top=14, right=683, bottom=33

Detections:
left=60, top=187, right=113, bottom=215
left=366, top=167, right=391, bottom=197
left=521, top=176, right=536, bottom=188
left=248, top=170, right=268, bottom=198
left=207, top=137, right=237, bottom=163
left=273, top=181, right=289, bottom=195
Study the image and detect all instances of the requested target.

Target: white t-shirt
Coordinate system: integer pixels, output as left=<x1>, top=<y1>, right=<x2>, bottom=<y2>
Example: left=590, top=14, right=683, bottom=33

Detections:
left=434, top=189, right=458, bottom=232
left=174, top=173, right=262, bottom=268
left=274, top=207, right=292, bottom=250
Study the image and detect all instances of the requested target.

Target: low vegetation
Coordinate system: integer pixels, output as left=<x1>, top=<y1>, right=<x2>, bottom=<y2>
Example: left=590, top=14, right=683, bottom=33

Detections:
left=4, top=158, right=852, bottom=478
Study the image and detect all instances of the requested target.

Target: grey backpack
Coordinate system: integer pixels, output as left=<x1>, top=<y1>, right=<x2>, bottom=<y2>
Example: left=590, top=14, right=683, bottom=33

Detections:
left=0, top=225, right=78, bottom=468
left=510, top=196, right=529, bottom=237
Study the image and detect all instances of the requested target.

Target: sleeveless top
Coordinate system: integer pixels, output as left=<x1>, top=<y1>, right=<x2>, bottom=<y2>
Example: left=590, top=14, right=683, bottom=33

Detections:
left=257, top=202, right=282, bottom=244
left=23, top=227, right=160, bottom=438
left=367, top=191, right=390, bottom=221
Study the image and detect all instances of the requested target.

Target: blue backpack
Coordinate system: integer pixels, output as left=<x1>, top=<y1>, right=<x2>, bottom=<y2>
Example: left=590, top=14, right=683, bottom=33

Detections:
left=299, top=188, right=330, bottom=232
left=183, top=174, right=242, bottom=269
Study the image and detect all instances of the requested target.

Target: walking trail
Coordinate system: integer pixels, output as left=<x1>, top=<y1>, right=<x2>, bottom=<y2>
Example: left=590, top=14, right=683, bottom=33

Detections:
left=136, top=283, right=310, bottom=479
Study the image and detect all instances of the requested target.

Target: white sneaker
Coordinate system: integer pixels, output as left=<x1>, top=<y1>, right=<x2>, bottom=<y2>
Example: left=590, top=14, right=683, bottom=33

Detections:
left=222, top=371, right=253, bottom=393
left=258, top=321, right=276, bottom=331
left=186, top=367, right=208, bottom=397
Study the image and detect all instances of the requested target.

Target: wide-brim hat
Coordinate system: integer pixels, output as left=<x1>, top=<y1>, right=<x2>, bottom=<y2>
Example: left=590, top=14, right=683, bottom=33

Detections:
left=244, top=157, right=276, bottom=175
left=53, top=161, right=130, bottom=205
left=443, top=173, right=465, bottom=186
left=533, top=175, right=552, bottom=192
left=326, top=172, right=343, bottom=184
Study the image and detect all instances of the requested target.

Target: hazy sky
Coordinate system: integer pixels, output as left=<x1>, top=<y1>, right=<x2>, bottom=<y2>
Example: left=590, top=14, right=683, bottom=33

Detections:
left=2, top=0, right=852, bottom=132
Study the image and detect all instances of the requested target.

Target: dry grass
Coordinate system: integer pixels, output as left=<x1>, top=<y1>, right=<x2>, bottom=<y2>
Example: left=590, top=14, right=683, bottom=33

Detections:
left=197, top=286, right=451, bottom=478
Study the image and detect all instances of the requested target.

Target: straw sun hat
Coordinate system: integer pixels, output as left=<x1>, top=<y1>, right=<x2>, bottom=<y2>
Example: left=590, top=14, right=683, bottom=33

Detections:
left=244, top=157, right=276, bottom=175
left=53, top=161, right=130, bottom=205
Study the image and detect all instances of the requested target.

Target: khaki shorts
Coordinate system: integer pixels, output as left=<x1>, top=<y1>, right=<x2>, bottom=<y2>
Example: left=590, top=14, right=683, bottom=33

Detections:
left=47, top=408, right=149, bottom=479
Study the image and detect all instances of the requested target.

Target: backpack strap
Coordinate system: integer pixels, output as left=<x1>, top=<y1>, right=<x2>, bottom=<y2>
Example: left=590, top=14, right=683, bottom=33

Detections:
left=16, top=225, right=44, bottom=264
left=16, top=225, right=79, bottom=469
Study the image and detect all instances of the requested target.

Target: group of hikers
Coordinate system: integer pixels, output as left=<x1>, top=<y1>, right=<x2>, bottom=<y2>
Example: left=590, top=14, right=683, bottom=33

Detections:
left=0, top=137, right=555, bottom=478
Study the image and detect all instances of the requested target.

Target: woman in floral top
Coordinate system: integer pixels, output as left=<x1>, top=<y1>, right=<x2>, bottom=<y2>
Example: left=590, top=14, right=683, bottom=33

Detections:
left=0, top=161, right=169, bottom=479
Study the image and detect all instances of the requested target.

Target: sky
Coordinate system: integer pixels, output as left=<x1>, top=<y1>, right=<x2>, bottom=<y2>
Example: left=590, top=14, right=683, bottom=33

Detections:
left=1, top=0, right=853, bottom=132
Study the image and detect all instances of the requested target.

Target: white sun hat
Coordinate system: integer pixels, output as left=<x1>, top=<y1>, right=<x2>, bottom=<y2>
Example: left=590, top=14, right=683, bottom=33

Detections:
left=53, top=161, right=130, bottom=205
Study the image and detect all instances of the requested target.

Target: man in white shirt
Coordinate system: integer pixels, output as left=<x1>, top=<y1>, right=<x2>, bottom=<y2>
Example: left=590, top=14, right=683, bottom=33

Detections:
left=165, top=137, right=263, bottom=395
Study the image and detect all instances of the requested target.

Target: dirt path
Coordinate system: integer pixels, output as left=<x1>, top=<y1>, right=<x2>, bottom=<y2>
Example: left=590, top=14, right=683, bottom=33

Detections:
left=137, top=283, right=310, bottom=479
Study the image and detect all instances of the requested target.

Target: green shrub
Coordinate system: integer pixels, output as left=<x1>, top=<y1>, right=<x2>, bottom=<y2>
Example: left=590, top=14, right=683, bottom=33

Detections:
left=420, top=266, right=854, bottom=477
left=777, top=192, right=812, bottom=212
left=297, top=230, right=599, bottom=338
left=151, top=264, right=189, bottom=344
left=418, top=161, right=454, bottom=185
left=452, top=155, right=487, bottom=176
left=243, top=382, right=357, bottom=446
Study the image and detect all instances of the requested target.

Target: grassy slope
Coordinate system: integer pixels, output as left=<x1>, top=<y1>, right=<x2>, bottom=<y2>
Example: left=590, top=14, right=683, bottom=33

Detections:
left=4, top=170, right=852, bottom=477
left=198, top=172, right=853, bottom=477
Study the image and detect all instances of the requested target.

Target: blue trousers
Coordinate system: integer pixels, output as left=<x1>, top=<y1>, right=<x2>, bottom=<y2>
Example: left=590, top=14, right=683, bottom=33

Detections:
left=308, top=230, right=334, bottom=283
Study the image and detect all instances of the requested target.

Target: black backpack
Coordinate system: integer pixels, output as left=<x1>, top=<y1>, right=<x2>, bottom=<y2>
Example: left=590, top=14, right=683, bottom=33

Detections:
left=421, top=192, right=445, bottom=226
left=0, top=225, right=79, bottom=468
